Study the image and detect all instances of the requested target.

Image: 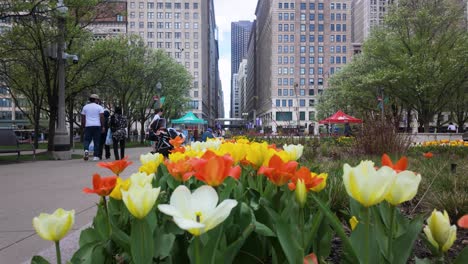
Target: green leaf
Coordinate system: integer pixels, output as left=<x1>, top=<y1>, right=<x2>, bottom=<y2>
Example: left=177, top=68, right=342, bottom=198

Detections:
left=254, top=221, right=276, bottom=237
left=131, top=218, right=154, bottom=264
left=392, top=215, right=424, bottom=264
left=110, top=223, right=130, bottom=253
left=222, top=223, right=255, bottom=264
left=415, top=257, right=433, bottom=264
left=79, top=228, right=102, bottom=247
left=30, top=255, right=50, bottom=264
left=453, top=246, right=468, bottom=264
left=309, top=193, right=359, bottom=263
left=93, top=204, right=110, bottom=240
left=275, top=217, right=303, bottom=264
left=70, top=242, right=99, bottom=264
left=154, top=226, right=176, bottom=259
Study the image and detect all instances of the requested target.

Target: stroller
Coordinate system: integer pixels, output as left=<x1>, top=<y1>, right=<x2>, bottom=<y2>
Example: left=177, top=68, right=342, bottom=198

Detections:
left=150, top=118, right=184, bottom=157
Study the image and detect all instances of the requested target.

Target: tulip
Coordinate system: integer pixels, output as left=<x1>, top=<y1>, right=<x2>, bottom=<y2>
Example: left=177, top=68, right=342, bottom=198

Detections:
left=190, top=150, right=241, bottom=186
left=258, top=154, right=298, bottom=186
left=129, top=171, right=154, bottom=187
left=109, top=177, right=131, bottom=200
left=97, top=156, right=133, bottom=176
left=385, top=171, right=421, bottom=205
left=169, top=136, right=185, bottom=148
left=158, top=185, right=237, bottom=236
left=164, top=156, right=195, bottom=182
left=32, top=208, right=75, bottom=242
left=288, top=167, right=324, bottom=206
left=423, top=152, right=433, bottom=159
left=310, top=173, right=328, bottom=192
left=139, top=152, right=164, bottom=175
left=283, top=144, right=304, bottom=161
left=458, top=215, right=468, bottom=229
left=349, top=216, right=359, bottom=231
left=423, top=210, right=457, bottom=252
left=245, top=142, right=270, bottom=168
left=83, top=173, right=117, bottom=196
left=122, top=183, right=160, bottom=219
left=343, top=161, right=395, bottom=207
left=303, top=253, right=318, bottom=264
left=381, top=154, right=407, bottom=172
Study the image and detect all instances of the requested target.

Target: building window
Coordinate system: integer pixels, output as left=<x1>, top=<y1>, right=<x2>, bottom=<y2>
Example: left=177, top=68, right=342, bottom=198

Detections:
left=157, top=2, right=163, bottom=9
left=276, top=100, right=281, bottom=107
left=309, top=111, right=315, bottom=121
left=165, top=2, right=172, bottom=9
left=139, top=2, right=144, bottom=9
left=309, top=3, right=315, bottom=10
left=175, top=2, right=181, bottom=9
left=185, top=2, right=189, bottom=9
left=193, top=2, right=199, bottom=9
left=309, top=88, right=314, bottom=95
left=299, top=99, right=306, bottom=107
left=130, top=2, right=135, bottom=8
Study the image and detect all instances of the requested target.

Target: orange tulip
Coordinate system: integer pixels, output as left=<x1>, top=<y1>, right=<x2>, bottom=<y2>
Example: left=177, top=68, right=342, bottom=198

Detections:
left=381, top=153, right=408, bottom=172
left=190, top=150, right=241, bottom=186
left=423, top=152, right=434, bottom=158
left=257, top=154, right=298, bottom=186
left=83, top=173, right=117, bottom=196
left=288, top=167, right=324, bottom=191
left=303, top=253, right=318, bottom=264
left=169, top=136, right=185, bottom=148
left=458, top=215, right=468, bottom=229
left=164, top=157, right=195, bottom=182
left=97, top=156, right=133, bottom=176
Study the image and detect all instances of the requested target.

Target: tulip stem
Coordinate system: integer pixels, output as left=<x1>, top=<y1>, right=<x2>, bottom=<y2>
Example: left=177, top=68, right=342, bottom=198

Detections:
left=365, top=207, right=370, bottom=264
left=299, top=207, right=305, bottom=248
left=387, top=205, right=395, bottom=262
left=55, top=241, right=62, bottom=264
left=102, top=196, right=112, bottom=236
left=194, top=236, right=201, bottom=264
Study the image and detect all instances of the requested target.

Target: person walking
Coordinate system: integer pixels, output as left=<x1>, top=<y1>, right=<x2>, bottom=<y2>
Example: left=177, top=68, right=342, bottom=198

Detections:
left=110, top=106, right=127, bottom=160
left=81, top=94, right=104, bottom=161
left=447, top=122, right=457, bottom=133
left=149, top=108, right=163, bottom=152
left=98, top=105, right=111, bottom=160
left=201, top=128, right=215, bottom=142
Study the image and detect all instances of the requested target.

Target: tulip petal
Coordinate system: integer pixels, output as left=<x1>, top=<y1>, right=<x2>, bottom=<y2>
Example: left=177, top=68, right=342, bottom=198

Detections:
left=191, top=186, right=218, bottom=214
left=202, top=199, right=238, bottom=232
left=173, top=217, right=205, bottom=236
left=170, top=185, right=193, bottom=217
left=158, top=204, right=184, bottom=218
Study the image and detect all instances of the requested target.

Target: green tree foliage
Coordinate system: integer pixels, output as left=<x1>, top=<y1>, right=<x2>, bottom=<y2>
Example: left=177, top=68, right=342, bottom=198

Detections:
left=319, top=0, right=468, bottom=132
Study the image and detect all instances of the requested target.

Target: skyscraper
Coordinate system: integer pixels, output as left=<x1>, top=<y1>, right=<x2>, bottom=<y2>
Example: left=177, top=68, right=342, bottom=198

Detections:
left=230, top=20, right=252, bottom=118
left=254, top=0, right=353, bottom=133
left=126, top=0, right=220, bottom=122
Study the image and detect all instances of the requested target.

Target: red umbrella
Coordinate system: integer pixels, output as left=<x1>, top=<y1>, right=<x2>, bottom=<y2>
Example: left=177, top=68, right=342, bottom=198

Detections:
left=319, top=110, right=362, bottom=124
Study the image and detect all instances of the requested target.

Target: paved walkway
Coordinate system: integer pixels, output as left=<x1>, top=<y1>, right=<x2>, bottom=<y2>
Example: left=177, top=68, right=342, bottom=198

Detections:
left=0, top=147, right=151, bottom=263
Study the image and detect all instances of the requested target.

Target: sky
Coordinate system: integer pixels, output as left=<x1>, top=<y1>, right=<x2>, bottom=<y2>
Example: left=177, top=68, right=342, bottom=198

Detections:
left=214, top=0, right=258, bottom=117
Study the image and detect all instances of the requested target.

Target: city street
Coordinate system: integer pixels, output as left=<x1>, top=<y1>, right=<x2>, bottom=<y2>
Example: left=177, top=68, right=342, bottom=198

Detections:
left=0, top=147, right=150, bottom=263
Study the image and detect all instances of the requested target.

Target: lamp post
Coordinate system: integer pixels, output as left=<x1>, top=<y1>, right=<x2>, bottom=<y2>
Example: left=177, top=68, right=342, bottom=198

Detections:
left=154, top=82, right=162, bottom=108
left=52, top=0, right=71, bottom=160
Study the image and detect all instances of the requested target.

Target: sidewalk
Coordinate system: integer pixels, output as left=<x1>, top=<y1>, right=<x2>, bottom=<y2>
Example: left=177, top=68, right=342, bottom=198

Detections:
left=0, top=147, right=151, bottom=263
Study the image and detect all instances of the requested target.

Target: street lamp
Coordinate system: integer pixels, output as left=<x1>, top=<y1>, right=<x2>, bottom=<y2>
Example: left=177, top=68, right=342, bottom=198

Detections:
left=52, top=0, right=71, bottom=160
left=154, top=82, right=162, bottom=108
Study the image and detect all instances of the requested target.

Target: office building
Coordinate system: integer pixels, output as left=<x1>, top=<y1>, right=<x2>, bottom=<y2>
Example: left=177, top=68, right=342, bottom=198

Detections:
left=230, top=20, right=252, bottom=118
left=127, top=0, right=220, bottom=122
left=254, top=0, right=353, bottom=133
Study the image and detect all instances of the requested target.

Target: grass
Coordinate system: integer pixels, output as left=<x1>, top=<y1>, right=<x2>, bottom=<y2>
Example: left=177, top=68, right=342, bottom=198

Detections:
left=0, top=151, right=82, bottom=163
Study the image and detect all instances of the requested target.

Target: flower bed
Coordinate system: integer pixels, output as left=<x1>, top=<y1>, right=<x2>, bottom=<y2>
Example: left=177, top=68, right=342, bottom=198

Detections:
left=31, top=138, right=467, bottom=264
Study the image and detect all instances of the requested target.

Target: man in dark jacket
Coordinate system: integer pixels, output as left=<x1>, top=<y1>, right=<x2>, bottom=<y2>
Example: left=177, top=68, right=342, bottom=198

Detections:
left=98, top=106, right=111, bottom=159
left=201, top=128, right=215, bottom=142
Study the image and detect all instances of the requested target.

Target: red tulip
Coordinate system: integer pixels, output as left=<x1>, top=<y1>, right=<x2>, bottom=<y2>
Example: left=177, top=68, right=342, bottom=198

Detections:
left=258, top=154, right=298, bottom=186
left=458, top=214, right=468, bottom=229
left=191, top=150, right=241, bottom=186
left=83, top=173, right=117, bottom=196
left=381, top=153, right=407, bottom=172
left=423, top=152, right=434, bottom=159
left=97, top=156, right=132, bottom=176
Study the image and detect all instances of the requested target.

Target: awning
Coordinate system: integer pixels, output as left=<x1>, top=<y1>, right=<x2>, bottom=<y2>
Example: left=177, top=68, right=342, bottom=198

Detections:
left=171, top=112, right=207, bottom=125
left=319, top=110, right=363, bottom=124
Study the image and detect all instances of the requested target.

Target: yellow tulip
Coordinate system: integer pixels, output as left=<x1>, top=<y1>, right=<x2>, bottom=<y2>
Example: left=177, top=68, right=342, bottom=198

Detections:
left=294, top=179, right=308, bottom=207
left=385, top=171, right=421, bottom=205
left=139, top=153, right=164, bottom=175
left=311, top=173, right=328, bottom=192
left=349, top=216, right=359, bottom=231
left=343, top=161, right=395, bottom=207
left=32, top=208, right=75, bottom=242
left=423, top=210, right=457, bottom=252
left=245, top=142, right=269, bottom=167
left=109, top=177, right=131, bottom=200
left=130, top=171, right=154, bottom=187
left=122, top=183, right=160, bottom=219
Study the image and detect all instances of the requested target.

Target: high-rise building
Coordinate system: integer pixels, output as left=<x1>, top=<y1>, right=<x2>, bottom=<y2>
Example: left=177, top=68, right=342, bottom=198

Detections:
left=126, top=0, right=219, bottom=122
left=231, top=73, right=239, bottom=118
left=352, top=0, right=395, bottom=52
left=237, top=59, right=248, bottom=118
left=254, top=0, right=353, bottom=133
left=230, top=20, right=252, bottom=118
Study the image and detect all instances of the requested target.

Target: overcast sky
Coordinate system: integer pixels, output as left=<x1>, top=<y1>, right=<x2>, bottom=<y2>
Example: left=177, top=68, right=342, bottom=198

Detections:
left=214, top=0, right=257, bottom=117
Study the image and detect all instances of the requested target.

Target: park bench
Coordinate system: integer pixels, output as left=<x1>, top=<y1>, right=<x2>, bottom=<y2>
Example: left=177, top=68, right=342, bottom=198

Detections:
left=0, top=129, right=36, bottom=160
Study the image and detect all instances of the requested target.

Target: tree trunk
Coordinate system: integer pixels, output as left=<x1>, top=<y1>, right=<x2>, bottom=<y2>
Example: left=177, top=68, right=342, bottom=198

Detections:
left=47, top=110, right=56, bottom=151
left=68, top=98, right=74, bottom=147
left=424, top=121, right=431, bottom=133
left=140, top=118, right=145, bottom=144
left=406, top=109, right=411, bottom=132
left=33, top=109, right=40, bottom=149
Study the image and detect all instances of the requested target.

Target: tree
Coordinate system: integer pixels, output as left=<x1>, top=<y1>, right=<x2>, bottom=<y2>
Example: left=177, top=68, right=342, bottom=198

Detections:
left=362, top=0, right=468, bottom=132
